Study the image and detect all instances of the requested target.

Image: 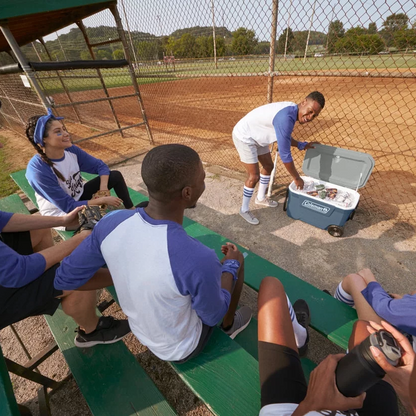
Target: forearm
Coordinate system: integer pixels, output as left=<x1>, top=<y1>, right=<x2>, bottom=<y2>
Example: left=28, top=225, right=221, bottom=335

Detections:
left=283, top=161, right=300, bottom=180
left=292, top=401, right=312, bottom=416
left=100, top=175, right=109, bottom=190
left=39, top=232, right=89, bottom=270
left=221, top=272, right=234, bottom=294
left=290, top=137, right=299, bottom=147
left=2, top=213, right=66, bottom=232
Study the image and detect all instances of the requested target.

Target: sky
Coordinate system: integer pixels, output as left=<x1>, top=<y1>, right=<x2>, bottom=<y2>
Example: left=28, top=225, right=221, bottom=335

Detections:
left=44, top=0, right=415, bottom=43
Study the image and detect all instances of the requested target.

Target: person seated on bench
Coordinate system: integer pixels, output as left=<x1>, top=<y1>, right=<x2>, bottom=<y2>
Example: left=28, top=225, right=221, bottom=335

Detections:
left=0, top=207, right=130, bottom=348
left=334, top=268, right=416, bottom=351
left=257, top=276, right=415, bottom=416
left=25, top=108, right=135, bottom=230
left=54, top=144, right=252, bottom=362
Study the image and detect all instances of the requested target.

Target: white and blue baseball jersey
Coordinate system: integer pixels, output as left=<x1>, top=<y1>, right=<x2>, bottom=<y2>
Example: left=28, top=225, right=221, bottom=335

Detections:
left=26, top=145, right=110, bottom=217
left=55, top=208, right=231, bottom=361
left=0, top=211, right=46, bottom=288
left=233, top=102, right=306, bottom=163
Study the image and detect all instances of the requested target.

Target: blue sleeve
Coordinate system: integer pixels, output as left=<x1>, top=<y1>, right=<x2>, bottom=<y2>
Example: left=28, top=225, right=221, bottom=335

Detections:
left=362, top=282, right=416, bottom=336
left=168, top=232, right=231, bottom=327
left=273, top=106, right=297, bottom=163
left=26, top=156, right=85, bottom=213
left=0, top=211, right=13, bottom=232
left=67, top=146, right=110, bottom=176
left=0, top=241, right=46, bottom=288
left=54, top=231, right=106, bottom=290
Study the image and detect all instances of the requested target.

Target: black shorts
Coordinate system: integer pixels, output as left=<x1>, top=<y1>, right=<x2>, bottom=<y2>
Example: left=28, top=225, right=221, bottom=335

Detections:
left=172, top=323, right=214, bottom=364
left=0, top=231, right=62, bottom=330
left=258, top=341, right=399, bottom=416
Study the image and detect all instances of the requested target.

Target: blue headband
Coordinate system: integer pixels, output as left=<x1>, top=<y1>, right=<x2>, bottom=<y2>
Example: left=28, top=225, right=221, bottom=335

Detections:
left=33, top=108, right=64, bottom=147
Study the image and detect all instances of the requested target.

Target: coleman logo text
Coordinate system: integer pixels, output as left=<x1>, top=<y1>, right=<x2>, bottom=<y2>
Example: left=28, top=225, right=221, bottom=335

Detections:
left=301, top=200, right=331, bottom=214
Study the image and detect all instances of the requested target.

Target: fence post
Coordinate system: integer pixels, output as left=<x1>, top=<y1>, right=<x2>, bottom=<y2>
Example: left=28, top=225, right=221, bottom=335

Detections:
left=267, top=0, right=279, bottom=103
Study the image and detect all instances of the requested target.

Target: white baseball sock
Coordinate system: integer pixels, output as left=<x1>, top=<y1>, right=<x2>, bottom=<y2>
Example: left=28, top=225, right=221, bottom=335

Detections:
left=257, top=174, right=270, bottom=201
left=241, top=186, right=254, bottom=212
left=287, top=295, right=307, bottom=348
left=334, top=282, right=355, bottom=306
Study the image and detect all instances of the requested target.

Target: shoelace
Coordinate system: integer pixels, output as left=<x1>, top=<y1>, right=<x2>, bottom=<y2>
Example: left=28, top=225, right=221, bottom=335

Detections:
left=247, top=211, right=256, bottom=220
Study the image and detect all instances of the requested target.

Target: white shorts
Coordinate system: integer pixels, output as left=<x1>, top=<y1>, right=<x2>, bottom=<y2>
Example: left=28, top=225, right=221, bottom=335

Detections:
left=232, top=132, right=271, bottom=164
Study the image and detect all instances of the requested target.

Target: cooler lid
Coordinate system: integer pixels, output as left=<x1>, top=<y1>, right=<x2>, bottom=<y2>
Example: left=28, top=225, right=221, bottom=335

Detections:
left=302, top=144, right=375, bottom=189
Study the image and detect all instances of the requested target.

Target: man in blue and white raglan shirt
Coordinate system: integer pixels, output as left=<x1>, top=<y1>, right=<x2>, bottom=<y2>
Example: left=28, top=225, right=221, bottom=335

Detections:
left=232, top=91, right=325, bottom=225
left=55, top=144, right=253, bottom=362
left=0, top=208, right=130, bottom=347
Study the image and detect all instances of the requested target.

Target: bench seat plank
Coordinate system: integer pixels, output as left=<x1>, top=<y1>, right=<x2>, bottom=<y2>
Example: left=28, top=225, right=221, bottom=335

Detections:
left=0, top=346, right=20, bottom=416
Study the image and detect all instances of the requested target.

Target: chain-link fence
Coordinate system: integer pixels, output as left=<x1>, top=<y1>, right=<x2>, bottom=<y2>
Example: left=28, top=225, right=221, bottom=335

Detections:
left=0, top=0, right=415, bottom=223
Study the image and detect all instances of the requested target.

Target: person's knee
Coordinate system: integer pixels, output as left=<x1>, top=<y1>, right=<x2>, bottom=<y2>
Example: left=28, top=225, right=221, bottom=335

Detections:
left=342, top=273, right=366, bottom=294
left=110, top=170, right=123, bottom=180
left=259, top=276, right=284, bottom=295
left=262, top=161, right=274, bottom=174
left=247, top=172, right=260, bottom=187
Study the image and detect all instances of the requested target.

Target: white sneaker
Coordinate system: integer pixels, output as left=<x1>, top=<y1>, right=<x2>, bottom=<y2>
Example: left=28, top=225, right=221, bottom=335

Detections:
left=239, top=209, right=259, bottom=225
left=255, top=197, right=278, bottom=207
left=221, top=306, right=252, bottom=339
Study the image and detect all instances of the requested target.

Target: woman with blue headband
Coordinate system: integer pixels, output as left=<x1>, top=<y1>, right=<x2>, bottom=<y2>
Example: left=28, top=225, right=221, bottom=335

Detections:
left=25, top=109, right=134, bottom=229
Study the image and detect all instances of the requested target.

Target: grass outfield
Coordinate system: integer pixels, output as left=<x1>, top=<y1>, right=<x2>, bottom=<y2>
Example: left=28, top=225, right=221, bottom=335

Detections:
left=0, top=136, right=19, bottom=198
left=37, top=54, right=416, bottom=94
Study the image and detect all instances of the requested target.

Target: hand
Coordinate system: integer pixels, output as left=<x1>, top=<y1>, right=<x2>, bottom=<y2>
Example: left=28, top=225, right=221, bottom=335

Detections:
left=221, top=242, right=243, bottom=262
left=62, top=206, right=84, bottom=226
left=356, top=268, right=377, bottom=284
left=296, top=354, right=365, bottom=414
left=304, top=142, right=320, bottom=150
left=294, top=177, right=304, bottom=190
left=367, top=320, right=415, bottom=409
left=93, top=196, right=123, bottom=207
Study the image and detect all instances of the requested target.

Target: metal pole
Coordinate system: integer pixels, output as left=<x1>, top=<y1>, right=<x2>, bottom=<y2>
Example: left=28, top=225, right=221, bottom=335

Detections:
left=76, top=20, right=124, bottom=137
left=120, top=0, right=140, bottom=72
left=39, top=37, right=82, bottom=123
left=55, top=31, right=68, bottom=61
left=110, top=4, right=154, bottom=144
left=284, top=0, right=293, bottom=59
left=267, top=0, right=279, bottom=103
left=303, top=0, right=317, bottom=63
left=210, top=0, right=218, bottom=69
left=0, top=25, right=49, bottom=111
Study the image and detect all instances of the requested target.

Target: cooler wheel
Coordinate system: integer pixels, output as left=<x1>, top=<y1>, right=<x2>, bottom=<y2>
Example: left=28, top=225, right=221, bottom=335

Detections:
left=328, top=225, right=344, bottom=237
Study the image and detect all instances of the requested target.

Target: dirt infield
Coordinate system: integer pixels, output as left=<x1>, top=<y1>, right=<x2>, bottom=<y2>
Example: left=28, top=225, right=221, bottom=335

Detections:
left=51, top=74, right=416, bottom=224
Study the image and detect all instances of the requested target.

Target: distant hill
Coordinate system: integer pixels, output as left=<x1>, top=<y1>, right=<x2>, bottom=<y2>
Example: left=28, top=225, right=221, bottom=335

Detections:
left=170, top=26, right=233, bottom=39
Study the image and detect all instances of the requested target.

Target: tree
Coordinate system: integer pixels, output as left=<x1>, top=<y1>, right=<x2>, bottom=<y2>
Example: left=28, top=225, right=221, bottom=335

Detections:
left=80, top=50, right=91, bottom=60
left=345, top=27, right=367, bottom=37
left=176, top=34, right=197, bottom=58
left=327, top=20, right=345, bottom=53
left=231, top=27, right=258, bottom=55
left=96, top=49, right=112, bottom=60
left=195, top=36, right=211, bottom=57
left=277, top=27, right=294, bottom=54
left=137, top=41, right=158, bottom=60
left=334, top=34, right=384, bottom=55
left=368, top=22, right=377, bottom=34
left=393, top=29, right=416, bottom=51
left=380, top=13, right=409, bottom=46
left=112, top=49, right=124, bottom=60
left=254, top=41, right=270, bottom=55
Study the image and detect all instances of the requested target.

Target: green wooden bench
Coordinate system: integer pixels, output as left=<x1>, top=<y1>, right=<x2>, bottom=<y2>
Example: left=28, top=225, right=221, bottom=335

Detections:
left=0, top=346, right=20, bottom=416
left=0, top=193, right=176, bottom=416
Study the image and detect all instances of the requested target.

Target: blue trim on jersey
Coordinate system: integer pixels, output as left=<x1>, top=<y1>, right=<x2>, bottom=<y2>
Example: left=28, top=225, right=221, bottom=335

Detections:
left=272, top=105, right=298, bottom=163
left=362, top=282, right=416, bottom=336
left=0, top=211, right=13, bottom=232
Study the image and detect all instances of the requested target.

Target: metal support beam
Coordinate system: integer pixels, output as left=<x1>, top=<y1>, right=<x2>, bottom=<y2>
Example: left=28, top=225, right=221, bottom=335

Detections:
left=267, top=0, right=279, bottom=103
left=0, top=25, right=48, bottom=112
left=110, top=3, right=154, bottom=144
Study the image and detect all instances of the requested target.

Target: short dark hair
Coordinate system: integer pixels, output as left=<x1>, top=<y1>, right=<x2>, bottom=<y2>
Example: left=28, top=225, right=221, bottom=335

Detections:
left=306, top=91, right=325, bottom=109
left=142, top=144, right=201, bottom=199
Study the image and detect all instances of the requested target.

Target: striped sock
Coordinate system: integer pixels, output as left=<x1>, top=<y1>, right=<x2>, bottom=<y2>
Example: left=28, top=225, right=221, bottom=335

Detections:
left=257, top=174, right=271, bottom=201
left=334, top=282, right=355, bottom=306
left=287, top=295, right=307, bottom=348
left=241, top=186, right=254, bottom=212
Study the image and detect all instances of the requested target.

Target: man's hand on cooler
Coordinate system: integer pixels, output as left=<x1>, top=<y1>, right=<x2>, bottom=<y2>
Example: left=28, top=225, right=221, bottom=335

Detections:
left=304, top=141, right=320, bottom=150
left=294, top=176, right=304, bottom=190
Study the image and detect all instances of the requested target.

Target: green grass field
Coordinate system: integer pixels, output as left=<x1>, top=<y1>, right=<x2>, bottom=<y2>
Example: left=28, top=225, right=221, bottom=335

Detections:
left=36, top=54, right=416, bottom=95
left=0, top=136, right=19, bottom=198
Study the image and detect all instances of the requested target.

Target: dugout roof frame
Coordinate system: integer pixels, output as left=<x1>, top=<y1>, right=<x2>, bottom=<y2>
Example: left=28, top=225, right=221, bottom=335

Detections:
left=0, top=0, right=114, bottom=52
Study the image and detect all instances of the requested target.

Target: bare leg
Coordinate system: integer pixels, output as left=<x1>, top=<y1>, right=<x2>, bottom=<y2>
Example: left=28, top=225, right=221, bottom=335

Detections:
left=348, top=320, right=372, bottom=350
left=60, top=290, right=99, bottom=334
left=222, top=256, right=245, bottom=328
left=30, top=228, right=54, bottom=252
left=258, top=276, right=298, bottom=353
left=242, top=161, right=260, bottom=189
left=257, top=153, right=274, bottom=176
left=341, top=273, right=381, bottom=323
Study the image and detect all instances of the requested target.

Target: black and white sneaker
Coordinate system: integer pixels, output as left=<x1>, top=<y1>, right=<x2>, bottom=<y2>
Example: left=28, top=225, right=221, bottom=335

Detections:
left=74, top=316, right=131, bottom=348
left=293, top=299, right=310, bottom=357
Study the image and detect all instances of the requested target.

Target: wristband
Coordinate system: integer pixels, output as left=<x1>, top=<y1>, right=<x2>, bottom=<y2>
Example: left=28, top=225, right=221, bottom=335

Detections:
left=221, top=259, right=240, bottom=281
left=297, top=141, right=308, bottom=150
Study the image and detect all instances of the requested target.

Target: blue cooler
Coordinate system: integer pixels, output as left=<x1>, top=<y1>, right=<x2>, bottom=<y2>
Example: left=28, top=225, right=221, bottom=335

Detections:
left=284, top=144, right=375, bottom=237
